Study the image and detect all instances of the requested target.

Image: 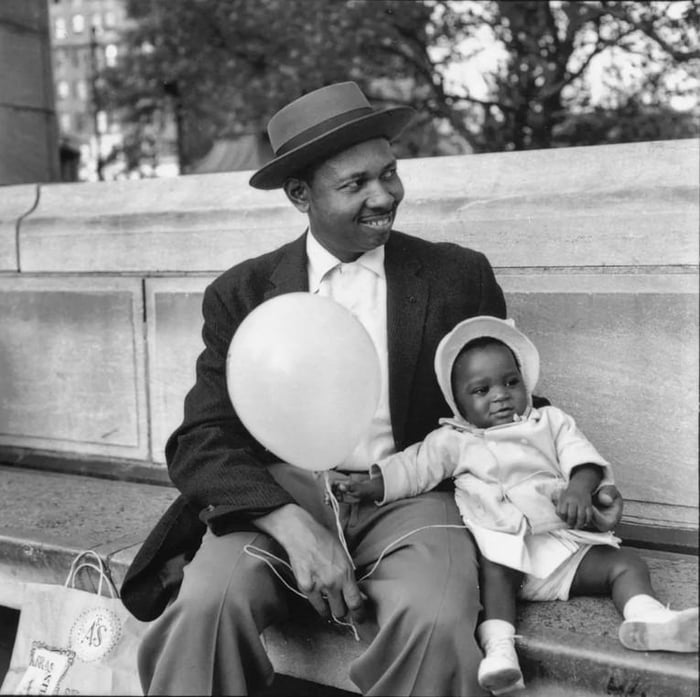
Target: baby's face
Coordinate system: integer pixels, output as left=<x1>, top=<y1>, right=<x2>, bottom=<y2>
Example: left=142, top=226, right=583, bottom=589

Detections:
left=451, top=343, right=528, bottom=428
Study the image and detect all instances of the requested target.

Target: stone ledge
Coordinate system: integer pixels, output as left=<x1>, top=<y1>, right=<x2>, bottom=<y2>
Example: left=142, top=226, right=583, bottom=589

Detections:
left=0, top=467, right=697, bottom=696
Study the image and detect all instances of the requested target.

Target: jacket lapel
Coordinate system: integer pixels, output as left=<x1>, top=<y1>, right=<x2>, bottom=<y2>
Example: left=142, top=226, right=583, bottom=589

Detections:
left=385, top=234, right=428, bottom=448
left=265, top=232, right=309, bottom=299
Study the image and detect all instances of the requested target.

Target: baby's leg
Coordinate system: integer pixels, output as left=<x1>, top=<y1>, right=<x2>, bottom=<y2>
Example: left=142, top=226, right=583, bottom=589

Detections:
left=570, top=546, right=698, bottom=652
left=480, top=555, right=524, bottom=624
left=477, top=557, right=525, bottom=695
left=569, top=545, right=652, bottom=609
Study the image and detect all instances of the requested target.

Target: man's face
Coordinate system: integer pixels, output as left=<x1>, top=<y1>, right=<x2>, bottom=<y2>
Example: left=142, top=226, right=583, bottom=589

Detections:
left=298, top=138, right=404, bottom=262
left=451, top=342, right=529, bottom=429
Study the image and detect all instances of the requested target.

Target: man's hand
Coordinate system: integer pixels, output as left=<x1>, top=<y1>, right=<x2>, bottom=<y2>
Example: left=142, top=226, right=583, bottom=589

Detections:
left=591, top=484, right=623, bottom=532
left=332, top=474, right=384, bottom=503
left=254, top=504, right=366, bottom=623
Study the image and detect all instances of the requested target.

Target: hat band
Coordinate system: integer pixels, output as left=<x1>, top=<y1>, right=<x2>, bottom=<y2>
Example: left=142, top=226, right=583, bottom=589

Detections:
left=275, top=106, right=374, bottom=156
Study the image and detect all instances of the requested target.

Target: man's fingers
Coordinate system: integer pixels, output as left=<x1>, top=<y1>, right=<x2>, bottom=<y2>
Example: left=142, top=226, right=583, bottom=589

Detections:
left=342, top=582, right=366, bottom=623
left=306, top=588, right=331, bottom=619
left=326, top=589, right=349, bottom=621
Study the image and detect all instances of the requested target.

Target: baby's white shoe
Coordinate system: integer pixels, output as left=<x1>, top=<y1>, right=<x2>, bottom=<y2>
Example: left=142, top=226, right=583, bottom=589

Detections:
left=619, top=606, right=699, bottom=652
left=477, top=620, right=525, bottom=695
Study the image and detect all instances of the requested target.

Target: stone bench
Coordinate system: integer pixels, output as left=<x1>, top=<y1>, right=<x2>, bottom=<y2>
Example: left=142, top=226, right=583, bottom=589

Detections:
left=0, top=464, right=697, bottom=696
left=0, top=138, right=698, bottom=694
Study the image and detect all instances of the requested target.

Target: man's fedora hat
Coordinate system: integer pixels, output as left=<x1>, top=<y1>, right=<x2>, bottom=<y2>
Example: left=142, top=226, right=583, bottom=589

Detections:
left=249, top=81, right=415, bottom=189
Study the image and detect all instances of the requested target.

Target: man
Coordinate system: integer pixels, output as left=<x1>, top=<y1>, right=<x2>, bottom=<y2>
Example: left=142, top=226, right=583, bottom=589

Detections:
left=122, top=81, right=622, bottom=696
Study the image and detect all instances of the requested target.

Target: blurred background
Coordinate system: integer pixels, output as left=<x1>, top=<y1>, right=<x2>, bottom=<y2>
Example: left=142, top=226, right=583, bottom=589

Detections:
left=1, top=0, right=698, bottom=185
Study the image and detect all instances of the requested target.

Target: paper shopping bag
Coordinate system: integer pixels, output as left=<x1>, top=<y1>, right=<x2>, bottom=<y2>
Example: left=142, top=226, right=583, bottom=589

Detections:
left=0, top=551, right=148, bottom=696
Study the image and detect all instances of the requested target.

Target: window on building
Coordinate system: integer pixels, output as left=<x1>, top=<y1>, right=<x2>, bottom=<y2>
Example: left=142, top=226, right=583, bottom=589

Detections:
left=72, top=14, right=85, bottom=33
left=76, top=80, right=88, bottom=100
left=91, top=13, right=102, bottom=31
left=75, top=113, right=87, bottom=132
left=55, top=18, right=67, bottom=39
left=104, top=11, right=115, bottom=28
left=57, top=81, right=70, bottom=99
left=60, top=113, right=72, bottom=132
left=105, top=44, right=118, bottom=67
left=97, top=111, right=108, bottom=134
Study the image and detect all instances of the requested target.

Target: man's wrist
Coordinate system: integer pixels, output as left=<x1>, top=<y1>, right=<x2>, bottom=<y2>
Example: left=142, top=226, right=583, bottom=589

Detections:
left=254, top=503, right=312, bottom=542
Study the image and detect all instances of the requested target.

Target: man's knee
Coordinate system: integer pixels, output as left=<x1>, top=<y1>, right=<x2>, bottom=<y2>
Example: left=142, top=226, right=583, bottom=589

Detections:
left=175, top=533, right=286, bottom=622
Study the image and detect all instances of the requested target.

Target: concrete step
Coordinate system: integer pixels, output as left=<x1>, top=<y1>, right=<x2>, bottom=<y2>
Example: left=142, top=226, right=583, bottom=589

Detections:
left=0, top=466, right=697, bottom=696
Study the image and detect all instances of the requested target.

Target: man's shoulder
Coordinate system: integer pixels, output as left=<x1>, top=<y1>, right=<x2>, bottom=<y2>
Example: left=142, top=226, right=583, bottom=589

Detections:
left=388, top=230, right=488, bottom=263
left=209, top=235, right=303, bottom=292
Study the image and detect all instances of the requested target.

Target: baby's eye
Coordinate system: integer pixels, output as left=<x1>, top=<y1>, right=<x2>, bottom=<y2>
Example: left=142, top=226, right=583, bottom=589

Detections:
left=471, top=387, right=488, bottom=396
left=506, top=377, right=521, bottom=387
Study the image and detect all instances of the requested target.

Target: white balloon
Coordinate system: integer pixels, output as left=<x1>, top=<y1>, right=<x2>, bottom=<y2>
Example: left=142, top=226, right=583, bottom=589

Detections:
left=226, top=293, right=381, bottom=471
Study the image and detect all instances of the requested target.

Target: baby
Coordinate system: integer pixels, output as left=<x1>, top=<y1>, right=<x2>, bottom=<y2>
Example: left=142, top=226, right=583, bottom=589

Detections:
left=333, top=316, right=698, bottom=695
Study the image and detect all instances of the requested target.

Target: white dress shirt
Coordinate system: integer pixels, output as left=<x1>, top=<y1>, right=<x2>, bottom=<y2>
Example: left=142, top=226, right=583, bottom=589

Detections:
left=306, top=231, right=395, bottom=470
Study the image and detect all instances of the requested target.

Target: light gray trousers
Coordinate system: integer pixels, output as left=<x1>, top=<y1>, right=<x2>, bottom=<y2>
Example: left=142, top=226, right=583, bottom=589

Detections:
left=137, top=465, right=486, bottom=696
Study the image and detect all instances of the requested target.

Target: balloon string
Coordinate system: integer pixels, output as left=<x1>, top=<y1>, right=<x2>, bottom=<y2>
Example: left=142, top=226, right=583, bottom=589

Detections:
left=323, top=470, right=356, bottom=570
left=243, top=543, right=360, bottom=641
left=356, top=524, right=468, bottom=582
left=243, top=479, right=469, bottom=643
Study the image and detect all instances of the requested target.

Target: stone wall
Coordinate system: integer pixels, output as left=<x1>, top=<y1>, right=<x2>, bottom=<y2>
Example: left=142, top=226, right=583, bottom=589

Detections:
left=0, top=139, right=697, bottom=534
left=0, top=0, right=60, bottom=185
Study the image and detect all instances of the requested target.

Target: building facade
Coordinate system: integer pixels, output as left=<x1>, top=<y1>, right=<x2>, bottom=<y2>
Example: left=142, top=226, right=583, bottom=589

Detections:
left=48, top=0, right=130, bottom=180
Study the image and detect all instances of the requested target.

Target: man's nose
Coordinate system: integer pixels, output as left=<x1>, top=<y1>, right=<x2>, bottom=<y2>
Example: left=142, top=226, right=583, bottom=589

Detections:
left=366, top=181, right=395, bottom=208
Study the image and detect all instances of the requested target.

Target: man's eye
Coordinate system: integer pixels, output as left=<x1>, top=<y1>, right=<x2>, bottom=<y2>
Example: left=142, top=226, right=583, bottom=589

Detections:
left=344, top=179, right=363, bottom=191
left=381, top=168, right=397, bottom=181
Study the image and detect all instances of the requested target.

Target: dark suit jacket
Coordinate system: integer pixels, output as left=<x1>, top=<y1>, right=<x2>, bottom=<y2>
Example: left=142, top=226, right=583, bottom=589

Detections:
left=121, top=230, right=506, bottom=620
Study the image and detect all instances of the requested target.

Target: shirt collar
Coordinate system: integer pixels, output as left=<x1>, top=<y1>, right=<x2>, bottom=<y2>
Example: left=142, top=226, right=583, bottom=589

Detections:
left=438, top=406, right=541, bottom=434
left=306, top=229, right=386, bottom=293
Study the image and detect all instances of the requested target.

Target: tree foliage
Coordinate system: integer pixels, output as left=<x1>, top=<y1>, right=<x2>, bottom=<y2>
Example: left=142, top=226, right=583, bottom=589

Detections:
left=100, top=0, right=699, bottom=173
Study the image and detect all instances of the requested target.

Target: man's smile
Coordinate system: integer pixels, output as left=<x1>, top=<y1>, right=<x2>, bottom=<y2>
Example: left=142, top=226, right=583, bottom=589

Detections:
left=359, top=211, right=394, bottom=232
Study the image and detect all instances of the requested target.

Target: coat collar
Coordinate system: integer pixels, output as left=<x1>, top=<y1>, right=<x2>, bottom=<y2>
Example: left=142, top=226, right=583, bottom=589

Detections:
left=265, top=233, right=309, bottom=299
left=439, top=406, right=541, bottom=434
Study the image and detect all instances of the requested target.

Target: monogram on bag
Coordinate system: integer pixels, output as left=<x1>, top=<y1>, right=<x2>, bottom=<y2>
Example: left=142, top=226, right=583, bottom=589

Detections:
left=0, top=551, right=147, bottom=696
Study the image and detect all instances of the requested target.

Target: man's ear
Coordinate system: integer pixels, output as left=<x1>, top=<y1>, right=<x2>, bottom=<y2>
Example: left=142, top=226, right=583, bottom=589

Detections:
left=283, top=177, right=310, bottom=213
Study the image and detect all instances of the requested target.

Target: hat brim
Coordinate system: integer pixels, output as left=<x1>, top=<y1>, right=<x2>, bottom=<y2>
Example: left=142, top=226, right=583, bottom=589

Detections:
left=249, top=106, right=415, bottom=190
left=434, top=316, right=541, bottom=417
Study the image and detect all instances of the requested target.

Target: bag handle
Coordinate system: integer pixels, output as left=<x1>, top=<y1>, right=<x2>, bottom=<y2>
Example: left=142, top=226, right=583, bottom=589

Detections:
left=64, top=550, right=119, bottom=598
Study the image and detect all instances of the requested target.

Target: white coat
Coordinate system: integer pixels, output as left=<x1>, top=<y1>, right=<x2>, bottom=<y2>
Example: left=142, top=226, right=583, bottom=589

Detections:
left=374, top=406, right=619, bottom=577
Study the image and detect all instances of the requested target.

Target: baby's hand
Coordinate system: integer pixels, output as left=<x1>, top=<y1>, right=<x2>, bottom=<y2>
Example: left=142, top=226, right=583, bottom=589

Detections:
left=556, top=485, right=594, bottom=529
left=332, top=474, right=385, bottom=503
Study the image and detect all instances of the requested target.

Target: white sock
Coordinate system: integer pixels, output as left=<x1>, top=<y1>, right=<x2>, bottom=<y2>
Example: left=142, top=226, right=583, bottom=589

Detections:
left=623, top=594, right=670, bottom=621
left=477, top=619, right=517, bottom=647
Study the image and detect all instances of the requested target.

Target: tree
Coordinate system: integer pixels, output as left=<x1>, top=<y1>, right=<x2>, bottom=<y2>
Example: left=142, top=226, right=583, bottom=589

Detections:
left=101, top=0, right=439, bottom=170
left=101, top=0, right=699, bottom=174
left=444, top=1, right=700, bottom=151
